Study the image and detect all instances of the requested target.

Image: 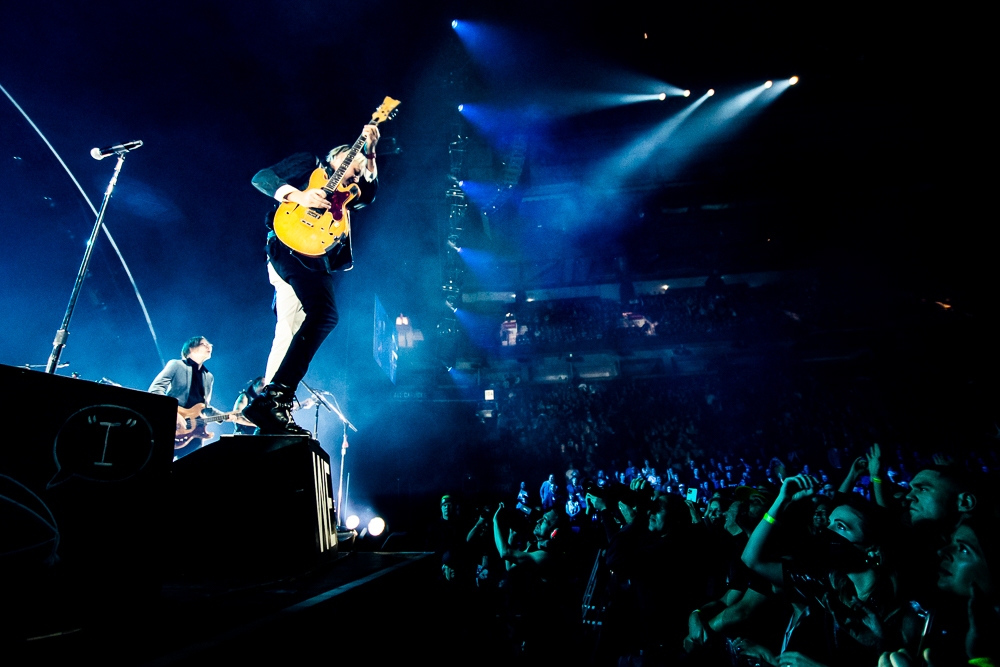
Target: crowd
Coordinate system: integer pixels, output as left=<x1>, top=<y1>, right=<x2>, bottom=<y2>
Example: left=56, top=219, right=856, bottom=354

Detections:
left=426, top=444, right=999, bottom=666
left=489, top=370, right=917, bottom=490
left=417, top=358, right=998, bottom=665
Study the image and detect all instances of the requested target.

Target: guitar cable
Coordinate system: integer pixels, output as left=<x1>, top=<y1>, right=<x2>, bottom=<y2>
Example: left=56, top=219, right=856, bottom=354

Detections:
left=1, top=80, right=165, bottom=367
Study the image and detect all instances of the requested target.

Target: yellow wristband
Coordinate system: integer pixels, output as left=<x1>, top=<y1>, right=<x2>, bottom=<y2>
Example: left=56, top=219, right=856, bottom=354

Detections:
left=763, top=512, right=777, bottom=525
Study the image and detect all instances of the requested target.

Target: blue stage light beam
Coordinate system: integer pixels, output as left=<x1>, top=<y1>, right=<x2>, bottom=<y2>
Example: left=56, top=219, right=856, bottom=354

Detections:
left=605, top=92, right=710, bottom=177
left=451, top=21, right=523, bottom=72
left=454, top=308, right=504, bottom=348
left=710, top=82, right=770, bottom=122
left=760, top=77, right=794, bottom=99
left=453, top=21, right=685, bottom=120
left=458, top=180, right=501, bottom=208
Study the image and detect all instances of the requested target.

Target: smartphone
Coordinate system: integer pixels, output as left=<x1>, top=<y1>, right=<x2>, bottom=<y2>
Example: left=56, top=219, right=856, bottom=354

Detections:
left=686, top=487, right=699, bottom=502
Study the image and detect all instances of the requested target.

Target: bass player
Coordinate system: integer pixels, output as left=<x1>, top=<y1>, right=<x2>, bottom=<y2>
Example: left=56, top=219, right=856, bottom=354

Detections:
left=148, top=336, right=235, bottom=457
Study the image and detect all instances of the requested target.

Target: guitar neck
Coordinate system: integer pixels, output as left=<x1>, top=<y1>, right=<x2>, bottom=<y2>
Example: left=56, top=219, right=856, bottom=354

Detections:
left=200, top=412, right=234, bottom=425
left=324, top=122, right=380, bottom=193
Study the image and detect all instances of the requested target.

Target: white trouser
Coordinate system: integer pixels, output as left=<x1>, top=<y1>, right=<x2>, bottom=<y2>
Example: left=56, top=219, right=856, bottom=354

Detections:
left=264, top=261, right=306, bottom=384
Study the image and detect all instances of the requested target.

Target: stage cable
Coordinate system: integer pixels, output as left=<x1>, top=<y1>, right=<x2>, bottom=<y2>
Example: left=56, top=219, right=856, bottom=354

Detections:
left=0, top=81, right=165, bottom=367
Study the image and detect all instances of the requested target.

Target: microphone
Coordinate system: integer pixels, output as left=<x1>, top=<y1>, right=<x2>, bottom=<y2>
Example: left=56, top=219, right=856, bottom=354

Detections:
left=91, top=140, right=143, bottom=160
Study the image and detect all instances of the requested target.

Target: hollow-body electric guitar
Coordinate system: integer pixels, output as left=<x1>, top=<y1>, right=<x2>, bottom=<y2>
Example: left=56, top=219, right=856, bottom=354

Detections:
left=272, top=96, right=400, bottom=257
left=175, top=403, right=241, bottom=449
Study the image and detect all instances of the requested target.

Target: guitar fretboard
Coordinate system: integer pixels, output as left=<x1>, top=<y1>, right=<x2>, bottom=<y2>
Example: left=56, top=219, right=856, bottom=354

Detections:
left=322, top=131, right=369, bottom=195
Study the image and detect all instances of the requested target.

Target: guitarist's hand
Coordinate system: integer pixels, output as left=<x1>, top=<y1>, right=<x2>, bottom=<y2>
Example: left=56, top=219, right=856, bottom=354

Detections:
left=287, top=188, right=331, bottom=210
left=176, top=413, right=186, bottom=432
left=361, top=124, right=380, bottom=153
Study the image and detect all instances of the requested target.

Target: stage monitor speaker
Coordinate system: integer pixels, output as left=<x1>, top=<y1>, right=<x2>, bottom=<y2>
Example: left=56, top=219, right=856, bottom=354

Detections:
left=169, top=434, right=338, bottom=574
left=0, top=364, right=176, bottom=637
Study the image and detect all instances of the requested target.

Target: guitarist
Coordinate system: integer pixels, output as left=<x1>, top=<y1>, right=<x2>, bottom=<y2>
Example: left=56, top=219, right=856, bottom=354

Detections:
left=148, top=336, right=231, bottom=457
left=245, top=125, right=380, bottom=436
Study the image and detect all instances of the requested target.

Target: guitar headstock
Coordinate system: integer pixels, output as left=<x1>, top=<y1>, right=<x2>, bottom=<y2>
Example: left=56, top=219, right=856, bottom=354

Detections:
left=371, top=96, right=401, bottom=124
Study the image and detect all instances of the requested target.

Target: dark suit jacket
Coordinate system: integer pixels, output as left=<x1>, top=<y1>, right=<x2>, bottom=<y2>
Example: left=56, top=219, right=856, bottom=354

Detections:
left=252, top=152, right=378, bottom=274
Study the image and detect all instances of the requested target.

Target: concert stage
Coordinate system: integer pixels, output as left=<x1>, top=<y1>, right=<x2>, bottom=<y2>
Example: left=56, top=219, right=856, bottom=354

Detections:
left=0, top=364, right=438, bottom=663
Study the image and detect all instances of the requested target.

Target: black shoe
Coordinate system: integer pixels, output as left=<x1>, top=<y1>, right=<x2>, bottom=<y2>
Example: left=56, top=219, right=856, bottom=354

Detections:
left=244, top=383, right=311, bottom=436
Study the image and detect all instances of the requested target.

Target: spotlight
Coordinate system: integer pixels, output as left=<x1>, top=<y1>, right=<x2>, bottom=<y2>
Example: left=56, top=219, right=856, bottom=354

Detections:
left=345, top=514, right=360, bottom=530
left=764, top=80, right=773, bottom=89
left=683, top=90, right=691, bottom=97
left=368, top=517, right=386, bottom=537
left=451, top=20, right=458, bottom=29
left=707, top=89, right=715, bottom=96
left=789, top=76, right=799, bottom=85
left=658, top=93, right=667, bottom=101
left=457, top=104, right=464, bottom=112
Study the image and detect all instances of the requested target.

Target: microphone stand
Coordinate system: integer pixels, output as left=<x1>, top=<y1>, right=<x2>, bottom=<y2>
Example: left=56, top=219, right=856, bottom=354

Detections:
left=299, top=380, right=332, bottom=436
left=45, top=153, right=128, bottom=374
left=326, top=392, right=357, bottom=528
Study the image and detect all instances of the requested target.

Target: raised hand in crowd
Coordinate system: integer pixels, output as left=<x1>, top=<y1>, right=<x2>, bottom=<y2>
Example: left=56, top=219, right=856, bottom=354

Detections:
left=839, top=455, right=869, bottom=494
left=775, top=473, right=819, bottom=508
left=742, top=474, right=818, bottom=586
left=585, top=492, right=607, bottom=513
left=932, top=453, right=953, bottom=466
left=685, top=499, right=701, bottom=524
left=866, top=442, right=889, bottom=507
left=630, top=476, right=650, bottom=494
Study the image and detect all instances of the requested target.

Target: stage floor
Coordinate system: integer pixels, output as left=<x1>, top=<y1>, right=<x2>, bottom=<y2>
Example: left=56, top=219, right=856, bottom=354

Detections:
left=15, top=552, right=433, bottom=665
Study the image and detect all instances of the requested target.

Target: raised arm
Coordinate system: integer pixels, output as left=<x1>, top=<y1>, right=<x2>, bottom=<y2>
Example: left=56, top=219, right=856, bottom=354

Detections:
left=742, top=474, right=818, bottom=587
left=492, top=503, right=548, bottom=570
left=866, top=443, right=888, bottom=508
left=838, top=456, right=867, bottom=495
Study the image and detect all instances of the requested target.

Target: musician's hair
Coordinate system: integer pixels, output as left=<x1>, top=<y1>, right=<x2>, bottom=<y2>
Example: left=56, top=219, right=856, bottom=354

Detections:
left=181, top=336, right=208, bottom=359
left=325, top=144, right=367, bottom=170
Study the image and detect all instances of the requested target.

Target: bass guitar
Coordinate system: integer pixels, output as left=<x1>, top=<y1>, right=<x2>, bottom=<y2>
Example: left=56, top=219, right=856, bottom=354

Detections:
left=175, top=403, right=241, bottom=449
left=272, top=96, right=400, bottom=257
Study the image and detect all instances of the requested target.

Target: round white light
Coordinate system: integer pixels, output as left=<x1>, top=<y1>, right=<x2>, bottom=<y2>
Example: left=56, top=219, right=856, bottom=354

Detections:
left=764, top=80, right=773, bottom=89
left=345, top=514, right=360, bottom=530
left=451, top=20, right=458, bottom=29
left=683, top=90, right=691, bottom=97
left=658, top=93, right=666, bottom=100
left=707, top=89, right=715, bottom=97
left=457, top=104, right=464, bottom=112
left=789, top=76, right=799, bottom=85
left=368, top=517, right=386, bottom=537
